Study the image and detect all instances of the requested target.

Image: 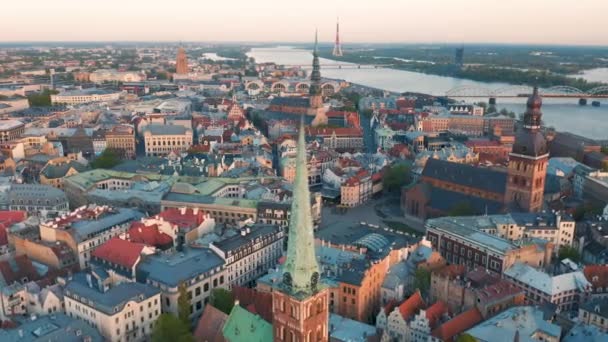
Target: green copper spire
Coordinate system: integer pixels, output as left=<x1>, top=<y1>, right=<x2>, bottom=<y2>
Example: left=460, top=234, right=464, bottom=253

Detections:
left=281, top=117, right=320, bottom=296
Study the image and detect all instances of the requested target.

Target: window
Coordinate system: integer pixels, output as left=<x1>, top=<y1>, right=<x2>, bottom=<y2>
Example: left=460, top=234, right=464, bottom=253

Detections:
left=195, top=287, right=201, bottom=296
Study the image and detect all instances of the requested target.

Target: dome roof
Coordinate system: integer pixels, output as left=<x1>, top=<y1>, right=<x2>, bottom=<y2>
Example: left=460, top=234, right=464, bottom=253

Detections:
left=512, top=130, right=548, bottom=157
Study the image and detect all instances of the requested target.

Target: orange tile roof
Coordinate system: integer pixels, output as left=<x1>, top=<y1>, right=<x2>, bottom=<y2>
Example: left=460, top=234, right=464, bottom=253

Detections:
left=431, top=307, right=483, bottom=342
left=425, top=301, right=448, bottom=328
left=584, top=265, right=608, bottom=290
left=91, top=237, right=146, bottom=269
left=398, top=291, right=426, bottom=321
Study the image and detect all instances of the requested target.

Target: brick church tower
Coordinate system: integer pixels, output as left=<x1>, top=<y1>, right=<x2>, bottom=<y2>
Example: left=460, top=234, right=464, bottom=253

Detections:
left=505, top=86, right=549, bottom=212
left=175, top=47, right=188, bottom=75
left=272, top=117, right=329, bottom=342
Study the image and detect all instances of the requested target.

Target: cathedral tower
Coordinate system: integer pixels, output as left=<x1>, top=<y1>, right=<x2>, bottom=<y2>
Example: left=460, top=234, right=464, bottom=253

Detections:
left=176, top=47, right=188, bottom=75
left=505, top=86, right=549, bottom=212
left=308, top=31, right=328, bottom=126
left=272, top=117, right=329, bottom=342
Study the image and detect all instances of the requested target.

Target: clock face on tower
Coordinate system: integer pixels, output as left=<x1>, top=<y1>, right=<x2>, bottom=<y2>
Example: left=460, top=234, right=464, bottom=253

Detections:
left=283, top=272, right=293, bottom=290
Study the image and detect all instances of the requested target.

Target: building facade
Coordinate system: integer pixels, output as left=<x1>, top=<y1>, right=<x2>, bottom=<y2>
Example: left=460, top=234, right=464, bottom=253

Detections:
left=143, top=124, right=193, bottom=157
left=210, top=224, right=284, bottom=288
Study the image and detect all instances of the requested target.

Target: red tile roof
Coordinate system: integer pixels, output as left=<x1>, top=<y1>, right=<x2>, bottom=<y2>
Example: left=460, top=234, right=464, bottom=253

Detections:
left=475, top=280, right=524, bottom=303
left=425, top=301, right=448, bottom=328
left=91, top=237, right=145, bottom=269
left=584, top=265, right=608, bottom=290
left=157, top=208, right=207, bottom=231
left=0, top=224, right=7, bottom=247
left=0, top=210, right=27, bottom=224
left=0, top=211, right=27, bottom=246
left=431, top=307, right=483, bottom=342
left=232, top=286, right=273, bottom=323
left=434, top=264, right=466, bottom=279
left=383, top=299, right=399, bottom=315
left=128, top=222, right=173, bottom=248
left=0, top=255, right=39, bottom=285
left=398, top=291, right=426, bottom=321
left=193, top=304, right=228, bottom=342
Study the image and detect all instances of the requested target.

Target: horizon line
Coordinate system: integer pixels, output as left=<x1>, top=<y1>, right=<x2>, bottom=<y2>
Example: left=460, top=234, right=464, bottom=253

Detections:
left=0, top=40, right=607, bottom=48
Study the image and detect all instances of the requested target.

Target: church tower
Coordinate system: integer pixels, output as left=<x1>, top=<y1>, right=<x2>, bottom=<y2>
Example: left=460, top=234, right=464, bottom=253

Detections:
left=308, top=31, right=328, bottom=126
left=272, top=117, right=329, bottom=342
left=176, top=47, right=188, bottom=75
left=505, top=86, right=549, bottom=212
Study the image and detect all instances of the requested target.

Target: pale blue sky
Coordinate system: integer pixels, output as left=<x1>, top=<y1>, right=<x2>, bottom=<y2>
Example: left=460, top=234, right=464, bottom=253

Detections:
left=1, top=0, right=607, bottom=45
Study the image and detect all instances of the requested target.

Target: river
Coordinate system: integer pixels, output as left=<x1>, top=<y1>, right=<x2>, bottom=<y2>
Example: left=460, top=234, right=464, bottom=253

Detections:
left=248, top=47, right=608, bottom=140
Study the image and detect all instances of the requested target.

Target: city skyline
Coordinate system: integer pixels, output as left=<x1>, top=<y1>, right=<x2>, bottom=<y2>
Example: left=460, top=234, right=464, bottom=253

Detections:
left=1, top=0, right=608, bottom=46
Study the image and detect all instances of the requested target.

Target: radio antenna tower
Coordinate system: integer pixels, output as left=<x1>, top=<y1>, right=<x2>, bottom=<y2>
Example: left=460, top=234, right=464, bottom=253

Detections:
left=332, top=17, right=343, bottom=57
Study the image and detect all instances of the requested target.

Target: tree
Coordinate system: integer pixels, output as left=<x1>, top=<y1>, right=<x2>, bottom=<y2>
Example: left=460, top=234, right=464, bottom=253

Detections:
left=90, top=149, right=122, bottom=169
left=558, top=246, right=581, bottom=263
left=209, top=288, right=234, bottom=315
left=152, top=314, right=194, bottom=342
left=177, top=283, right=191, bottom=326
left=27, top=89, right=58, bottom=107
left=413, top=268, right=431, bottom=297
left=382, top=164, right=412, bottom=192
left=448, top=201, right=476, bottom=217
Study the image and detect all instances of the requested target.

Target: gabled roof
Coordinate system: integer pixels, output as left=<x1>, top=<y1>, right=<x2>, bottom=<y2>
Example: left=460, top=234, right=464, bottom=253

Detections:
left=431, top=307, right=483, bottom=342
left=194, top=304, right=228, bottom=342
left=128, top=222, right=173, bottom=249
left=398, top=291, right=426, bottom=321
left=422, top=158, right=507, bottom=194
left=222, top=305, right=272, bottom=342
left=232, top=286, right=273, bottom=323
left=91, top=237, right=145, bottom=269
left=41, top=160, right=87, bottom=179
left=584, top=265, right=608, bottom=290
left=425, top=301, right=448, bottom=328
left=0, top=255, right=40, bottom=286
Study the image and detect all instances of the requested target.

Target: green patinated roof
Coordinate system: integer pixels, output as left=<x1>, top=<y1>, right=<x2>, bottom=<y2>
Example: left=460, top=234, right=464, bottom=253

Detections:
left=281, top=118, right=321, bottom=297
left=222, top=305, right=272, bottom=342
left=64, top=169, right=171, bottom=190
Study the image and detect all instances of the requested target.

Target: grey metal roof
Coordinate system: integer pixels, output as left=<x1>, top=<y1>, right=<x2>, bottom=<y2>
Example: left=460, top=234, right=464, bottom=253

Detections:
left=40, top=161, right=87, bottom=179
left=136, top=247, right=224, bottom=287
left=0, top=313, right=104, bottom=342
left=422, top=158, right=508, bottom=194
left=144, top=124, right=189, bottom=135
left=212, top=224, right=281, bottom=254
left=69, top=208, right=144, bottom=242
left=8, top=184, right=68, bottom=205
left=65, top=272, right=159, bottom=316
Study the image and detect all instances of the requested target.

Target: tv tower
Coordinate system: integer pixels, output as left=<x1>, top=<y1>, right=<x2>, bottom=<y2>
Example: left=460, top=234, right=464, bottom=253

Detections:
left=332, top=17, right=343, bottom=57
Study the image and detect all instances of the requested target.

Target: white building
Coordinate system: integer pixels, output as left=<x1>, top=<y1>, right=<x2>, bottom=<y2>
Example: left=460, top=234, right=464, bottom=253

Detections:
left=24, top=282, right=65, bottom=316
left=143, top=124, right=193, bottom=157
left=504, top=262, right=591, bottom=312
left=89, top=69, right=145, bottom=84
left=209, top=224, right=284, bottom=288
left=64, top=272, right=161, bottom=342
left=136, top=247, right=227, bottom=324
left=51, top=88, right=122, bottom=105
